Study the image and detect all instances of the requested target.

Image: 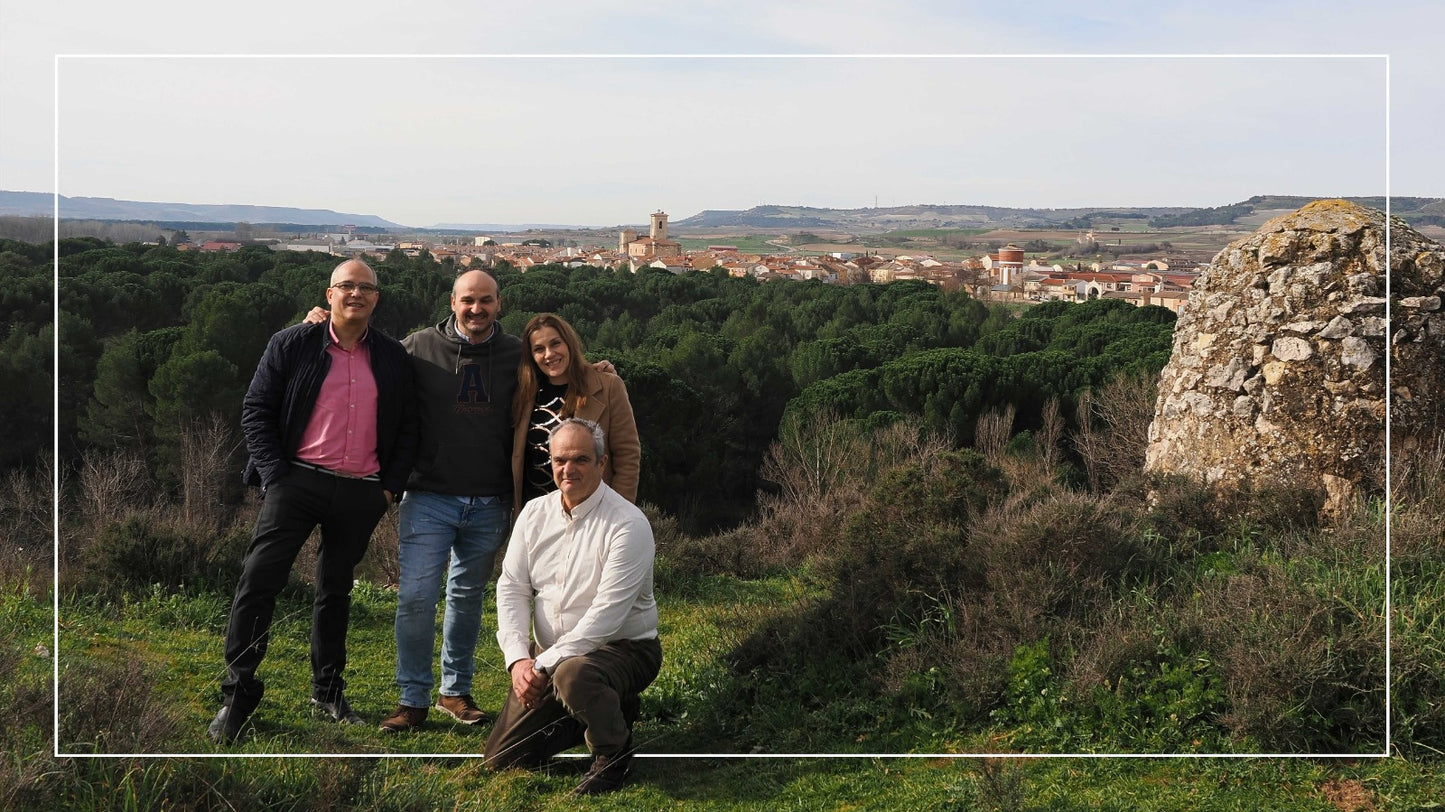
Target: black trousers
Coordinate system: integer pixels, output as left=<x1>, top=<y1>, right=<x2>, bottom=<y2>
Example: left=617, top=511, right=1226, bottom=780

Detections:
left=220, top=466, right=389, bottom=710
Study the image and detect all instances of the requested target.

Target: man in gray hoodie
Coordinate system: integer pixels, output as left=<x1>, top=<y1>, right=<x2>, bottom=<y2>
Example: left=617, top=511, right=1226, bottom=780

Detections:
left=380, top=269, right=523, bottom=732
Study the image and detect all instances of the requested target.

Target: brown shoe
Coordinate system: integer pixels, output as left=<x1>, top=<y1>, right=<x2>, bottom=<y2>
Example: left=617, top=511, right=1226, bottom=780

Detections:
left=378, top=704, right=427, bottom=733
left=436, top=693, right=491, bottom=725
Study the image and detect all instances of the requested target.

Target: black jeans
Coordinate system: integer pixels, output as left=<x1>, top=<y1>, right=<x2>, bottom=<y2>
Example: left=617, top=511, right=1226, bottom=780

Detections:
left=220, top=466, right=389, bottom=710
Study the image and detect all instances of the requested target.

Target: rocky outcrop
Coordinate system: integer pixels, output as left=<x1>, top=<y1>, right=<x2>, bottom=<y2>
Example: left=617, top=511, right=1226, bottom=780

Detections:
left=1145, top=199, right=1445, bottom=517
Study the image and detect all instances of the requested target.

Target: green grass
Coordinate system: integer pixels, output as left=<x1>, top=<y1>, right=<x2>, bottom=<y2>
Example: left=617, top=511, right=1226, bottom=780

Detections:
left=6, top=559, right=1445, bottom=809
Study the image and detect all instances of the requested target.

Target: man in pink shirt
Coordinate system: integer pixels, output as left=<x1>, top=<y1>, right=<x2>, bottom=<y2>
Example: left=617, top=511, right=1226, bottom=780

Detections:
left=209, top=259, right=417, bottom=745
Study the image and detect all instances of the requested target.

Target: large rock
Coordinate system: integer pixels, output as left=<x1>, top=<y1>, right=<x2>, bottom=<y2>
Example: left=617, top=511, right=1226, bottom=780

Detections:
left=1144, top=199, right=1445, bottom=517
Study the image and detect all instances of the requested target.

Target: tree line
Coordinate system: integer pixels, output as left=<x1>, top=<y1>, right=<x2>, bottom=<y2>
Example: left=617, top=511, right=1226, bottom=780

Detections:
left=31, top=239, right=1178, bottom=531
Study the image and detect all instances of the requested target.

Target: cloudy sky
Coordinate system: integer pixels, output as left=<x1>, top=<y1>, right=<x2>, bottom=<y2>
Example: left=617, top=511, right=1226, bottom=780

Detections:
left=2, top=2, right=1439, bottom=228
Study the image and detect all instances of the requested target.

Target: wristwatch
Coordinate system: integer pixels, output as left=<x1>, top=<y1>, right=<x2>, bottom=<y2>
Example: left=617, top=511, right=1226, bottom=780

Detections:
left=532, top=661, right=549, bottom=677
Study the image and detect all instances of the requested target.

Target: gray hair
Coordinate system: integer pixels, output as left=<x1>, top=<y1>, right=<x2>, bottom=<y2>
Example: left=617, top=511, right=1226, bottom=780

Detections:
left=553, top=417, right=606, bottom=459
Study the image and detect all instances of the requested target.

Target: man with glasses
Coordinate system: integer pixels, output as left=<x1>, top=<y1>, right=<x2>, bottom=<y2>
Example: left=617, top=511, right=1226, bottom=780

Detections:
left=208, top=258, right=417, bottom=744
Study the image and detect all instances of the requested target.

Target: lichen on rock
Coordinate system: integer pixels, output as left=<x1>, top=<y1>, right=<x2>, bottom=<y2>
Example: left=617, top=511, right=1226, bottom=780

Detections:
left=1145, top=199, right=1445, bottom=519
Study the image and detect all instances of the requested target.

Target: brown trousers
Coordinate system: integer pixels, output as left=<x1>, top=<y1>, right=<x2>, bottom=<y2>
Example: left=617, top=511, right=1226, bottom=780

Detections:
left=483, top=637, right=662, bottom=769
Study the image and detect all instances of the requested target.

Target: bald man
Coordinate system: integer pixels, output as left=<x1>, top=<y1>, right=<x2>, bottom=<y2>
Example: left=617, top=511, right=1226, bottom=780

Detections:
left=379, top=269, right=524, bottom=733
left=210, top=259, right=417, bottom=744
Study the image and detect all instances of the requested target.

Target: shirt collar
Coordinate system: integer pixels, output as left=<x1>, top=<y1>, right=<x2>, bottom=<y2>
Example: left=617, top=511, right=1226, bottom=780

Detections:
left=453, top=317, right=497, bottom=345
left=327, top=321, right=369, bottom=348
left=562, top=481, right=609, bottom=520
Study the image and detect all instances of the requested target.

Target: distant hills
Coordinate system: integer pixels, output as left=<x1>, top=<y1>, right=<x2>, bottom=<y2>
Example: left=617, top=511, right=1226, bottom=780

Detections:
left=3, top=190, right=1441, bottom=233
left=676, top=197, right=1445, bottom=232
left=0, top=191, right=403, bottom=229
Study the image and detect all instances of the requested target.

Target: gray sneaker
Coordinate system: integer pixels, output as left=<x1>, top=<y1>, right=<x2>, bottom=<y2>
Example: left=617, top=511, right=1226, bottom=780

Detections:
left=207, top=704, right=250, bottom=744
left=310, top=694, right=364, bottom=724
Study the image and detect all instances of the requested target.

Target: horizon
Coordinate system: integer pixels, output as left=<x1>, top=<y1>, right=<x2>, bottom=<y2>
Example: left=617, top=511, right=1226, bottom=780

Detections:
left=3, top=188, right=1425, bottom=233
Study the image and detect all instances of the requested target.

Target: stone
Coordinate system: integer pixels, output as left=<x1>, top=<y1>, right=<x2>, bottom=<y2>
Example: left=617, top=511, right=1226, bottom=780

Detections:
left=1146, top=200, right=1445, bottom=521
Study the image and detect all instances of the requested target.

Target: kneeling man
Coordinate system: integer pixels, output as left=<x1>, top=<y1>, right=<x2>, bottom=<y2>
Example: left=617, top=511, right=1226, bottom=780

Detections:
left=484, top=418, right=661, bottom=795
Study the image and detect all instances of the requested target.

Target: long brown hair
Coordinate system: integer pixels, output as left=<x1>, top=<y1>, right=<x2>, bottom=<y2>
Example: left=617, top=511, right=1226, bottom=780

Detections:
left=512, top=312, right=590, bottom=425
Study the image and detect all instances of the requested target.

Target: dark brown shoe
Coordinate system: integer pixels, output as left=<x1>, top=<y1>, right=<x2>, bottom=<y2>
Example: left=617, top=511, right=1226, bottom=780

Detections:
left=436, top=694, right=490, bottom=725
left=574, top=737, right=635, bottom=796
left=378, top=704, right=427, bottom=733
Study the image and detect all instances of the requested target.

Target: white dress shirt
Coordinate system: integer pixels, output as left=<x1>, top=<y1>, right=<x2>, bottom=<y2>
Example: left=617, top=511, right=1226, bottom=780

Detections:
left=495, top=481, right=658, bottom=674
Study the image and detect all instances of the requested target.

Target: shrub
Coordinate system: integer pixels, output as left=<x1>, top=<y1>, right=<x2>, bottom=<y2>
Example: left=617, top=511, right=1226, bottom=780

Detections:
left=71, top=514, right=249, bottom=599
left=58, top=653, right=180, bottom=754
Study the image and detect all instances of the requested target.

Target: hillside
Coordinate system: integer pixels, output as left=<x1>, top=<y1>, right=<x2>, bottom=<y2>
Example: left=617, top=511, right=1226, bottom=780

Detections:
left=676, top=197, right=1445, bottom=233
left=0, top=191, right=403, bottom=228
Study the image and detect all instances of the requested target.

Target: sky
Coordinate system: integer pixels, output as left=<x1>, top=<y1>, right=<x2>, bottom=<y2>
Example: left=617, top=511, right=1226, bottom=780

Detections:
left=2, top=2, right=1440, bottom=229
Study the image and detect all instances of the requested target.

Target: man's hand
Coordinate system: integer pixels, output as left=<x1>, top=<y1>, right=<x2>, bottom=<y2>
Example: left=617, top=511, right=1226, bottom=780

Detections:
left=509, top=658, right=550, bottom=709
left=303, top=306, right=329, bottom=325
left=592, top=359, right=615, bottom=375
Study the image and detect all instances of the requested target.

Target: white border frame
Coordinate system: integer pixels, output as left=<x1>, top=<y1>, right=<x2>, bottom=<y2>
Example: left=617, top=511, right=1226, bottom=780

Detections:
left=50, top=50, right=1392, bottom=757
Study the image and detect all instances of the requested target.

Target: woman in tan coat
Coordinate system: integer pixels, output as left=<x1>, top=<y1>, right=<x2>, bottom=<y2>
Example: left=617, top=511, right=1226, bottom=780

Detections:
left=511, top=313, right=640, bottom=510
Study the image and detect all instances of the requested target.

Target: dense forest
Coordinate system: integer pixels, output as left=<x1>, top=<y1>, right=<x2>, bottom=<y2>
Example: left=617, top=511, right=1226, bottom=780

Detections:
left=21, top=238, right=1176, bottom=531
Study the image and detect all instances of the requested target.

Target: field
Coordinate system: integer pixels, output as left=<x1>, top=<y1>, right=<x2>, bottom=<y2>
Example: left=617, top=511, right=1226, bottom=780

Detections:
left=674, top=224, right=1254, bottom=265
left=9, top=555, right=1445, bottom=809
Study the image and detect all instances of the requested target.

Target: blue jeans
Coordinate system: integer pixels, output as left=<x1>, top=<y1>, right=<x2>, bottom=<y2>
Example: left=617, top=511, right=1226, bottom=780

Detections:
left=394, top=491, right=509, bottom=708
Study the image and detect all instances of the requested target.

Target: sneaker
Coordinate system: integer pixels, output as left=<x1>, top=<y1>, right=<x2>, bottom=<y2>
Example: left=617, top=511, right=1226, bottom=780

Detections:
left=379, top=704, right=428, bottom=733
left=436, top=693, right=491, bottom=725
left=206, top=704, right=250, bottom=744
left=573, top=736, right=635, bottom=796
left=310, top=693, right=364, bottom=725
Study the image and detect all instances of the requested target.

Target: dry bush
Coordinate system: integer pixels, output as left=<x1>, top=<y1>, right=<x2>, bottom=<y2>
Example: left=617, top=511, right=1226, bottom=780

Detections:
left=1061, top=606, right=1159, bottom=701
left=178, top=413, right=245, bottom=533
left=0, top=455, right=54, bottom=596
left=974, top=404, right=1015, bottom=465
left=1189, top=563, right=1382, bottom=750
left=78, top=449, right=153, bottom=529
left=58, top=655, right=181, bottom=754
left=731, top=446, right=1004, bottom=684
left=899, top=490, right=1144, bottom=714
left=1386, top=433, right=1445, bottom=752
left=1037, top=396, right=1065, bottom=471
left=744, top=412, right=952, bottom=572
left=1391, top=431, right=1445, bottom=561
left=975, top=403, right=1067, bottom=504
left=1072, top=373, right=1159, bottom=493
left=969, top=491, right=1141, bottom=630
left=355, top=506, right=401, bottom=587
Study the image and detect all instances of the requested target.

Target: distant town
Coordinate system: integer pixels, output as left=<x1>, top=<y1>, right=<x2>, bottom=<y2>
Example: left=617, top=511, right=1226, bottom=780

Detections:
left=179, top=209, right=1201, bottom=313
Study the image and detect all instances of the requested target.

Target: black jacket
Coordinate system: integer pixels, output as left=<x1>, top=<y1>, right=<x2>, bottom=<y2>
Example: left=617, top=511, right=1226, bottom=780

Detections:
left=241, top=320, right=417, bottom=497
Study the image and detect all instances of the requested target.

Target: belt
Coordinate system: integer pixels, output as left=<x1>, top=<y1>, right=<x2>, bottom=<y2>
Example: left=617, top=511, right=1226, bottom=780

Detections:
left=291, top=460, right=381, bottom=482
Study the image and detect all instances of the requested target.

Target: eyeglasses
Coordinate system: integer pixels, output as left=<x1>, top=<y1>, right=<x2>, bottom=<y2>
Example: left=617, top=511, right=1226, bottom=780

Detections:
left=331, top=281, right=380, bottom=295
